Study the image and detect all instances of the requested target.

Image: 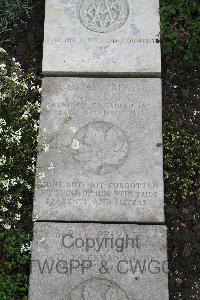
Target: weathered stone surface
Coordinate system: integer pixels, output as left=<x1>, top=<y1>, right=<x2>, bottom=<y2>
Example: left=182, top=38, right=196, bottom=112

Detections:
left=29, top=222, right=169, bottom=300
left=33, top=77, right=164, bottom=222
left=43, top=0, right=161, bottom=76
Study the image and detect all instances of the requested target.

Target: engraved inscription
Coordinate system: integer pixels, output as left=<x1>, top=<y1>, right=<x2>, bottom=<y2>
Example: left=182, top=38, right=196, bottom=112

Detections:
left=72, top=121, right=128, bottom=175
left=67, top=278, right=129, bottom=300
left=77, top=0, right=129, bottom=33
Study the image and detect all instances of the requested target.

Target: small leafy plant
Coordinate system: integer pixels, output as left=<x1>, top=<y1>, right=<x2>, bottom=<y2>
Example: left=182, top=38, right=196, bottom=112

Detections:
left=163, top=106, right=200, bottom=205
left=0, top=47, right=41, bottom=230
left=0, top=230, right=31, bottom=300
left=0, top=47, right=41, bottom=299
left=160, top=0, right=200, bottom=60
left=0, top=0, right=33, bottom=45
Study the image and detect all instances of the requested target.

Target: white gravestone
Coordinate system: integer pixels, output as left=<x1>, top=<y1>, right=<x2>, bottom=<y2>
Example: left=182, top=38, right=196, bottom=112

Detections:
left=29, top=222, right=169, bottom=300
left=43, top=0, right=161, bottom=76
left=33, top=77, right=164, bottom=223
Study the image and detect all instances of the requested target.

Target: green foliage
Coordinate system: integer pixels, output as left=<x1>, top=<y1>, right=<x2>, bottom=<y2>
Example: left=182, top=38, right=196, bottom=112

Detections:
left=0, top=229, right=30, bottom=300
left=160, top=0, right=200, bottom=60
left=0, top=48, right=41, bottom=230
left=163, top=106, right=200, bottom=205
left=0, top=48, right=40, bottom=299
left=0, top=0, right=33, bottom=45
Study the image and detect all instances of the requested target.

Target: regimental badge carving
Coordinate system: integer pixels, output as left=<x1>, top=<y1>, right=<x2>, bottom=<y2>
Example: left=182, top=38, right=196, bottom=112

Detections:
left=72, top=121, right=128, bottom=175
left=77, top=0, right=129, bottom=33
left=67, top=278, right=129, bottom=300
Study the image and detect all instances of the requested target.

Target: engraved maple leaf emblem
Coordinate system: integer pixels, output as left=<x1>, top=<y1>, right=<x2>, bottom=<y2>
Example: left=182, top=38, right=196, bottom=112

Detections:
left=82, top=283, right=119, bottom=300
left=72, top=122, right=128, bottom=174
left=67, top=278, right=128, bottom=300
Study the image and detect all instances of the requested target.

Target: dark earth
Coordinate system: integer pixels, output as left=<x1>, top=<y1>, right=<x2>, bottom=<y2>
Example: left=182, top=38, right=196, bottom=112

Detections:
left=3, top=1, right=200, bottom=299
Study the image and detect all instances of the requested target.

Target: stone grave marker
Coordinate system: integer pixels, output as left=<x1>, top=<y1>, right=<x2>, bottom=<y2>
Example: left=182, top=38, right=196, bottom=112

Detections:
left=42, top=0, right=161, bottom=76
left=33, top=77, right=164, bottom=223
left=29, top=222, right=169, bottom=300
left=29, top=0, right=169, bottom=298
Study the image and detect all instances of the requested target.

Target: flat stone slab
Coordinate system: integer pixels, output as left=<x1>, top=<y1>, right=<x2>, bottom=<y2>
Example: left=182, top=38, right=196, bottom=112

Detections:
left=43, top=0, right=161, bottom=76
left=29, top=223, right=169, bottom=300
left=33, top=77, right=164, bottom=222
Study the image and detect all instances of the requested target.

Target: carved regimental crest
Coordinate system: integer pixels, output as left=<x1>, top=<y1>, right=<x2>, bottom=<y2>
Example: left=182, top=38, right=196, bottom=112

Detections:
left=77, top=0, right=129, bottom=33
left=67, top=278, right=129, bottom=300
left=72, top=121, right=128, bottom=175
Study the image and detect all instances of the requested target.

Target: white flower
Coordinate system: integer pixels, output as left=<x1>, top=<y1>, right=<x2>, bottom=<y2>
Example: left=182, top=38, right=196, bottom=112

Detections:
left=35, top=101, right=40, bottom=107
left=0, top=218, right=3, bottom=222
left=22, top=83, right=28, bottom=89
left=0, top=155, right=6, bottom=166
left=27, top=164, right=35, bottom=173
left=0, top=63, right=6, bottom=69
left=21, top=110, right=30, bottom=120
left=0, top=118, right=6, bottom=126
left=14, top=214, right=21, bottom=220
left=43, top=144, right=49, bottom=152
left=38, top=172, right=45, bottom=180
left=20, top=245, right=26, bottom=253
left=34, top=101, right=41, bottom=112
left=1, top=206, right=8, bottom=212
left=34, top=122, right=39, bottom=131
left=20, top=242, right=32, bottom=253
left=71, top=139, right=80, bottom=150
left=11, top=178, right=17, bottom=186
left=26, top=184, right=32, bottom=190
left=7, top=129, right=22, bottom=145
left=69, top=127, right=76, bottom=133
left=32, top=214, right=39, bottom=221
left=32, top=157, right=36, bottom=163
left=4, top=224, right=11, bottom=230
left=0, top=47, right=6, bottom=53
left=48, top=162, right=54, bottom=170
left=17, top=201, right=22, bottom=208
left=15, top=62, right=21, bottom=67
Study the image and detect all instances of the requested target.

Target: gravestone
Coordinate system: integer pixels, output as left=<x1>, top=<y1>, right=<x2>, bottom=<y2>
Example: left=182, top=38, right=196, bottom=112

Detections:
left=33, top=77, right=164, bottom=222
left=29, top=0, right=169, bottom=298
left=29, top=222, right=168, bottom=300
left=42, top=0, right=161, bottom=76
